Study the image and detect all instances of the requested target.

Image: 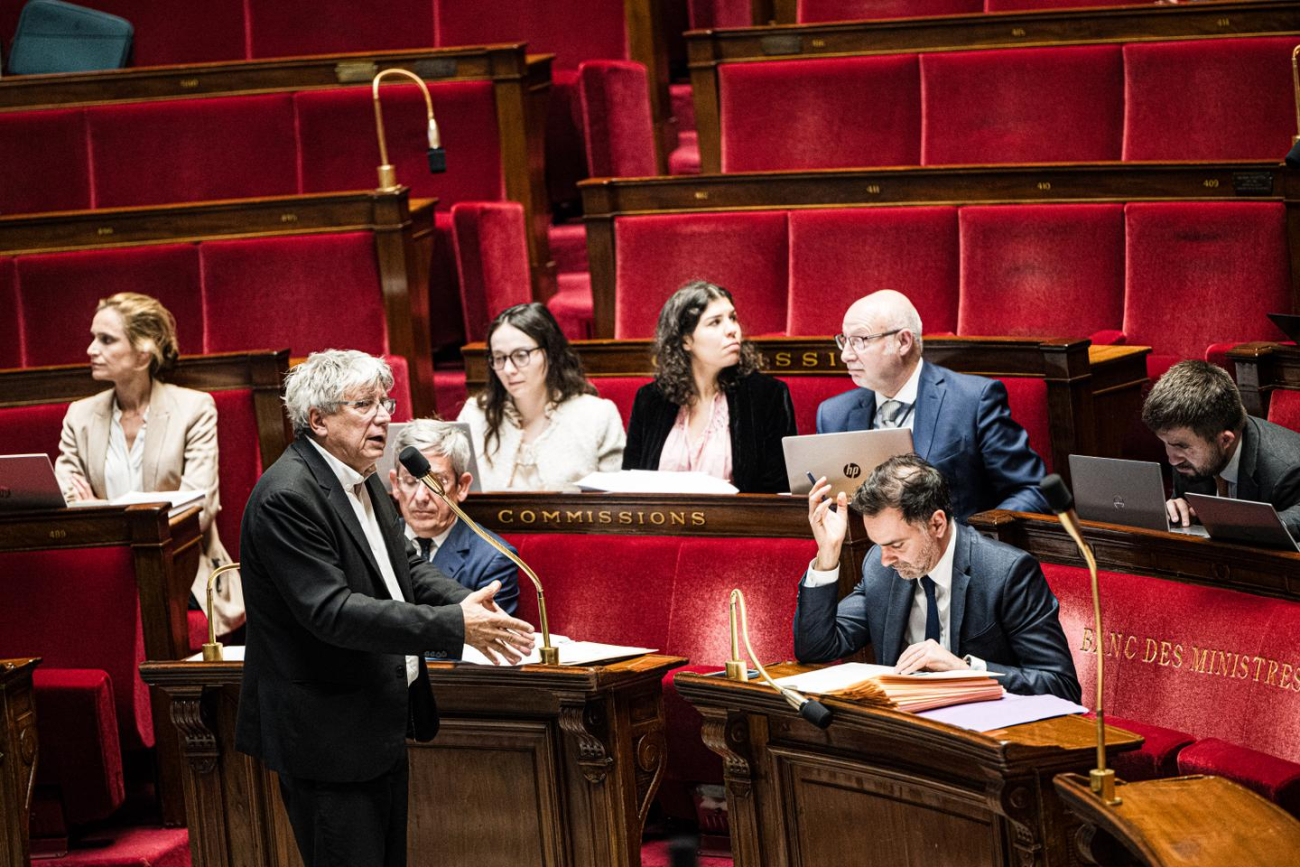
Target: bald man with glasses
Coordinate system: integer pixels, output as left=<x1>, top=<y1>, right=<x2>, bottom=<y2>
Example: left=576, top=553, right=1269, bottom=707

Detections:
left=816, top=290, right=1048, bottom=522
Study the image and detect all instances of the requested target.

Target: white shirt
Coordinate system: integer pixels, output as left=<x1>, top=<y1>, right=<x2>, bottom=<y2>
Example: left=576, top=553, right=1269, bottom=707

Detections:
left=404, top=521, right=455, bottom=561
left=103, top=402, right=148, bottom=500
left=306, top=437, right=419, bottom=686
left=1219, top=437, right=1243, bottom=498
left=874, top=360, right=924, bottom=430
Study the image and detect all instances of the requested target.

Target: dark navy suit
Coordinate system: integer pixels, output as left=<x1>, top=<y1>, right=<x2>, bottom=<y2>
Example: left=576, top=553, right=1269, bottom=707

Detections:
left=424, top=518, right=520, bottom=617
left=816, top=362, right=1049, bottom=521
left=793, top=525, right=1080, bottom=702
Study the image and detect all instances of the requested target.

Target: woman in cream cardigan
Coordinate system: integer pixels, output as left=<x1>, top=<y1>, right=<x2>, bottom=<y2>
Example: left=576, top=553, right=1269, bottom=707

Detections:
left=55, top=292, right=244, bottom=636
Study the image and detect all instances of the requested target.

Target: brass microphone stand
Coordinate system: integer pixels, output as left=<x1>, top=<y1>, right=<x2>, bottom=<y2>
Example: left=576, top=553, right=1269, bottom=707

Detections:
left=371, top=68, right=442, bottom=191
left=201, top=562, right=241, bottom=662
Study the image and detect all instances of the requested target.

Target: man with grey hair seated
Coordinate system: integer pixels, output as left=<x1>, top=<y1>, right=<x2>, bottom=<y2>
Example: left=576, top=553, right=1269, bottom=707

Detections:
left=390, top=419, right=520, bottom=616
left=236, top=349, right=535, bottom=867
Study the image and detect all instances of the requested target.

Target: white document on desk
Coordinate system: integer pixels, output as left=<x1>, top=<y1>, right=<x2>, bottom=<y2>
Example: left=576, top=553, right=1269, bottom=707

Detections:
left=773, top=662, right=1002, bottom=693
left=575, top=469, right=739, bottom=495
left=459, top=635, right=656, bottom=667
left=915, top=692, right=1088, bottom=732
left=110, top=489, right=206, bottom=517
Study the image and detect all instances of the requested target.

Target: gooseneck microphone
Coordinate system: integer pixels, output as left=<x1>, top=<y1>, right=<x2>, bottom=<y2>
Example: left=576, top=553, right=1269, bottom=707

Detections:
left=730, top=588, right=833, bottom=729
left=1039, top=474, right=1118, bottom=804
left=400, top=446, right=559, bottom=664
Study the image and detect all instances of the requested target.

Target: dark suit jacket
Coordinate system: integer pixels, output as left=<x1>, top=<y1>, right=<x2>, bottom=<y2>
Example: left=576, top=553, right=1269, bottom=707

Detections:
left=622, top=371, right=797, bottom=493
left=815, top=362, right=1049, bottom=521
left=793, top=526, right=1080, bottom=702
left=428, top=518, right=520, bottom=616
left=235, top=438, right=471, bottom=783
left=1172, top=414, right=1300, bottom=536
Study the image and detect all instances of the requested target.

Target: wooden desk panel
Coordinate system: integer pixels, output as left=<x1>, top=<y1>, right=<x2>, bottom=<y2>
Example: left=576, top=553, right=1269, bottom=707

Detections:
left=1230, top=341, right=1300, bottom=419
left=0, top=658, right=39, bottom=867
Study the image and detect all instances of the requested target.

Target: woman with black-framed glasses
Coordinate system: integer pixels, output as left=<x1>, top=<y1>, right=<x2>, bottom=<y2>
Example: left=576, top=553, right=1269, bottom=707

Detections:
left=457, top=303, right=625, bottom=490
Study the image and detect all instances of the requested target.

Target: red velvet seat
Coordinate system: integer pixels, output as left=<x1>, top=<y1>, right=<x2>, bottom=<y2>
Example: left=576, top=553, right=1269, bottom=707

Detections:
left=997, top=377, right=1052, bottom=473
left=1178, top=739, right=1300, bottom=817
left=593, top=376, right=652, bottom=427
left=986, top=0, right=1136, bottom=8
left=579, top=60, right=659, bottom=179
left=776, top=376, right=860, bottom=436
left=247, top=0, right=434, bottom=57
left=958, top=204, right=1125, bottom=341
left=798, top=0, right=981, bottom=22
left=1268, top=389, right=1300, bottom=434
left=1123, top=36, right=1300, bottom=162
left=612, top=211, right=789, bottom=338
left=787, top=207, right=959, bottom=336
left=68, top=0, right=245, bottom=64
left=209, top=389, right=263, bottom=559
left=452, top=202, right=534, bottom=343
left=718, top=55, right=921, bottom=171
left=0, top=258, right=18, bottom=369
left=0, top=108, right=91, bottom=215
left=919, top=45, right=1123, bottom=165
left=0, top=401, right=74, bottom=459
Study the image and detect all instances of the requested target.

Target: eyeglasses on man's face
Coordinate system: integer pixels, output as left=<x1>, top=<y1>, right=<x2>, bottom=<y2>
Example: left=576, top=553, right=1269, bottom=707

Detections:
left=339, top=397, right=397, bottom=417
left=489, top=346, right=544, bottom=370
left=834, top=329, right=902, bottom=353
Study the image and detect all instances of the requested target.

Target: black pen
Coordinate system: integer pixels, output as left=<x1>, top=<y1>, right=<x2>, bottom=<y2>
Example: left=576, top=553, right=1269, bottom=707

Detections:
left=806, top=472, right=838, bottom=513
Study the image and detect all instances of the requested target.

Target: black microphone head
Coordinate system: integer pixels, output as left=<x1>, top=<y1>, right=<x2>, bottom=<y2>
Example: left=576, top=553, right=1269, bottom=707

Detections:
left=1287, top=138, right=1300, bottom=169
left=427, top=147, right=447, bottom=173
left=1039, top=473, right=1074, bottom=515
left=800, top=698, right=833, bottom=729
left=398, top=445, right=431, bottom=478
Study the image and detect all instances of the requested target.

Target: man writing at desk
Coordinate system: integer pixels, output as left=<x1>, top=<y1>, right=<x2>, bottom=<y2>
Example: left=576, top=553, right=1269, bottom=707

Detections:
left=795, top=455, right=1080, bottom=701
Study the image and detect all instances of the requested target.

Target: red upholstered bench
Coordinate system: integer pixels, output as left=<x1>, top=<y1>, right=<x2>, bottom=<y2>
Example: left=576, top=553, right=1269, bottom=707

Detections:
left=1043, top=562, right=1300, bottom=814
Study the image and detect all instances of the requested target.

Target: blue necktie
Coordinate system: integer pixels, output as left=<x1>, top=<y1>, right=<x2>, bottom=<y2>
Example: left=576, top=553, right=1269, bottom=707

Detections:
left=920, top=575, right=941, bottom=645
left=418, top=537, right=435, bottom=563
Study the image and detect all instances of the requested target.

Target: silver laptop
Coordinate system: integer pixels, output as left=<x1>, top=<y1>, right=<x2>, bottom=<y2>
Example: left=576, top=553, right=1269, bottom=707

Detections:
left=1068, top=454, right=1208, bottom=536
left=783, top=429, right=914, bottom=498
left=1185, top=493, right=1300, bottom=551
left=375, top=421, right=482, bottom=494
left=0, top=454, right=68, bottom=511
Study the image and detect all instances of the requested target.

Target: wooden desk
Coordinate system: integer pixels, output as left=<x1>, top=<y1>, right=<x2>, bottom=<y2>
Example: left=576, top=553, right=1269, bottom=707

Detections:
left=0, top=658, right=39, bottom=867
left=1054, top=772, right=1300, bottom=867
left=675, top=664, right=1142, bottom=867
left=1230, top=341, right=1300, bottom=419
left=140, top=654, right=686, bottom=867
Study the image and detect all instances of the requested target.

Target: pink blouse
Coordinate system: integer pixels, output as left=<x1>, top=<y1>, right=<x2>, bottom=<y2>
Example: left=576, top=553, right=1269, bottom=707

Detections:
left=657, top=391, right=733, bottom=483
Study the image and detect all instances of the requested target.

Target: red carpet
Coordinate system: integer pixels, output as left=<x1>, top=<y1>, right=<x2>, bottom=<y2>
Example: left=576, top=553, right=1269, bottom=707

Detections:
left=42, top=827, right=189, bottom=867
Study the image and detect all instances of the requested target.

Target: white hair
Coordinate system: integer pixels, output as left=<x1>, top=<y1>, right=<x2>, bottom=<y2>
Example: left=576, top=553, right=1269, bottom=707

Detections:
left=283, top=350, right=394, bottom=435
left=392, top=419, right=472, bottom=477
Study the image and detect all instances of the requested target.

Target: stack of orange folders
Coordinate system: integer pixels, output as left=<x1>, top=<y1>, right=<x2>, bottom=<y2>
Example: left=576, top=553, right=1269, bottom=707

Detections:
left=825, top=670, right=1004, bottom=713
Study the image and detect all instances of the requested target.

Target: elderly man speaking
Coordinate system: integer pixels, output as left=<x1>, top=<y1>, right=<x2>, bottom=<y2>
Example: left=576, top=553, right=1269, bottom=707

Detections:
left=236, top=350, right=534, bottom=867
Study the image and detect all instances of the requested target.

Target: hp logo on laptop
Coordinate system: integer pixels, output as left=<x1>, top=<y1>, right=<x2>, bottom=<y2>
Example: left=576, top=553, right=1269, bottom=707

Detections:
left=843, top=463, right=862, bottom=479
left=1112, top=496, right=1126, bottom=510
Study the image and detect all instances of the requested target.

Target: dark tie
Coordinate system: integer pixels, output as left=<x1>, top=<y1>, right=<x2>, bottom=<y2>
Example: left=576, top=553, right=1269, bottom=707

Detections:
left=878, top=399, right=908, bottom=429
left=418, top=537, right=436, bottom=563
left=920, top=576, right=941, bottom=645
left=1215, top=475, right=1230, bottom=498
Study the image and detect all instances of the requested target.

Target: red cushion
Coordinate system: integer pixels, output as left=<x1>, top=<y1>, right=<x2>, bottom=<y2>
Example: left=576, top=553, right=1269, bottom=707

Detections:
left=15, top=244, right=204, bottom=367
left=788, top=207, right=958, bottom=335
left=1178, top=738, right=1300, bottom=816
left=0, top=107, right=91, bottom=215
left=667, top=133, right=701, bottom=176
left=1100, top=714, right=1195, bottom=782
left=0, top=258, right=18, bottom=368
left=31, top=668, right=124, bottom=825
left=1042, top=564, right=1300, bottom=765
left=800, top=0, right=980, bottom=19
left=670, top=82, right=695, bottom=133
left=295, top=81, right=504, bottom=207
left=452, top=202, right=533, bottom=343
left=1123, top=36, right=1300, bottom=162
left=1124, top=202, right=1290, bottom=363
left=435, top=0, right=627, bottom=70
left=385, top=354, right=413, bottom=424
left=210, top=389, right=262, bottom=559
left=548, top=223, right=589, bottom=275
left=592, top=376, right=652, bottom=427
left=83, top=0, right=245, bottom=64
left=988, top=0, right=1135, bottom=7
left=88, top=95, right=298, bottom=207
left=0, top=402, right=69, bottom=460
left=200, top=233, right=387, bottom=356
left=1268, top=390, right=1300, bottom=434
left=776, top=375, right=856, bottom=436
left=719, top=55, right=920, bottom=171
left=0, top=547, right=152, bottom=751
left=433, top=368, right=468, bottom=420
left=996, top=377, right=1052, bottom=474
left=959, top=204, right=1125, bottom=339
left=579, top=60, right=658, bottom=179
left=188, top=611, right=208, bottom=654
left=547, top=276, right=594, bottom=341
left=920, top=45, right=1123, bottom=165
left=248, top=0, right=434, bottom=57
left=613, top=211, right=789, bottom=338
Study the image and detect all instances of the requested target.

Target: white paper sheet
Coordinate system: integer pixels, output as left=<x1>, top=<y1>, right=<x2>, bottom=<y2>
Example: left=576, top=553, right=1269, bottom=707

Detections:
left=459, top=635, right=655, bottom=667
left=773, top=662, right=1003, bottom=693
left=111, top=489, right=205, bottom=516
left=575, top=470, right=738, bottom=495
left=915, top=692, right=1088, bottom=732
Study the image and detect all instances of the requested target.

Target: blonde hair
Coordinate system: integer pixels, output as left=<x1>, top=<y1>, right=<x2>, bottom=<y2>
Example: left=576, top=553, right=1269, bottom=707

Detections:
left=96, top=292, right=180, bottom=379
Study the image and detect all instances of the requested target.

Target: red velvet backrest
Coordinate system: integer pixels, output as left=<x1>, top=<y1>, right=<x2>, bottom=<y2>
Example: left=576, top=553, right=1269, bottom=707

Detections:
left=209, top=389, right=261, bottom=559
left=0, top=107, right=91, bottom=214
left=613, top=211, right=789, bottom=338
left=592, top=376, right=652, bottom=427
left=718, top=55, right=921, bottom=172
left=958, top=204, right=1125, bottom=339
left=0, top=402, right=70, bottom=460
left=986, top=0, right=1136, bottom=8
left=199, top=232, right=387, bottom=356
left=578, top=60, right=658, bottom=178
left=1123, top=36, right=1300, bottom=162
left=0, top=258, right=18, bottom=369
left=1124, top=202, right=1290, bottom=363
left=247, top=0, right=434, bottom=58
left=688, top=0, right=752, bottom=28
left=295, top=81, right=504, bottom=207
left=777, top=375, right=856, bottom=436
left=385, top=355, right=414, bottom=424
left=14, top=244, right=204, bottom=367
left=996, top=376, right=1052, bottom=473
left=87, top=95, right=298, bottom=207
left=505, top=534, right=681, bottom=648
left=1043, top=563, right=1300, bottom=763
left=799, top=0, right=981, bottom=21
left=451, top=201, right=533, bottom=343
left=0, top=547, right=153, bottom=750
left=787, top=207, right=959, bottom=335
left=1268, top=390, right=1300, bottom=434
left=919, top=45, right=1123, bottom=165
left=61, top=0, right=246, bottom=64
left=434, top=0, right=627, bottom=69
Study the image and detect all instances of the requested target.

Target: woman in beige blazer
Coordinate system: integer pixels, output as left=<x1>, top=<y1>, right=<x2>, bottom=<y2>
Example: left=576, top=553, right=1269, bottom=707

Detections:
left=55, top=293, right=244, bottom=636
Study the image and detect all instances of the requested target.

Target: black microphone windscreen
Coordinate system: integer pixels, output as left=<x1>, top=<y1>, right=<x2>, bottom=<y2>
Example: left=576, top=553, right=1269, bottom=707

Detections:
left=800, top=699, right=833, bottom=729
left=399, top=445, right=431, bottom=478
left=1039, top=473, right=1074, bottom=515
left=668, top=835, right=698, bottom=867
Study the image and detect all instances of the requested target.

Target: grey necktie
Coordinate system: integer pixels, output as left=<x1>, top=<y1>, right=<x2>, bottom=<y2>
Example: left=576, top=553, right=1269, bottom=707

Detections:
left=877, top=399, right=909, bottom=429
left=418, top=537, right=437, bottom=562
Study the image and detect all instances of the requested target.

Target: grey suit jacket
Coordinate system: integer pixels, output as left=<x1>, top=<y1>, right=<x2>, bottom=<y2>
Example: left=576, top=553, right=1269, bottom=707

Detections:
left=1172, top=415, right=1300, bottom=537
left=793, top=525, right=1080, bottom=702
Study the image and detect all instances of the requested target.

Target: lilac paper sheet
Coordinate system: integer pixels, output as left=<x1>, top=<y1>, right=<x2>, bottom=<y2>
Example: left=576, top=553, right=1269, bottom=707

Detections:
left=914, top=692, right=1088, bottom=732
